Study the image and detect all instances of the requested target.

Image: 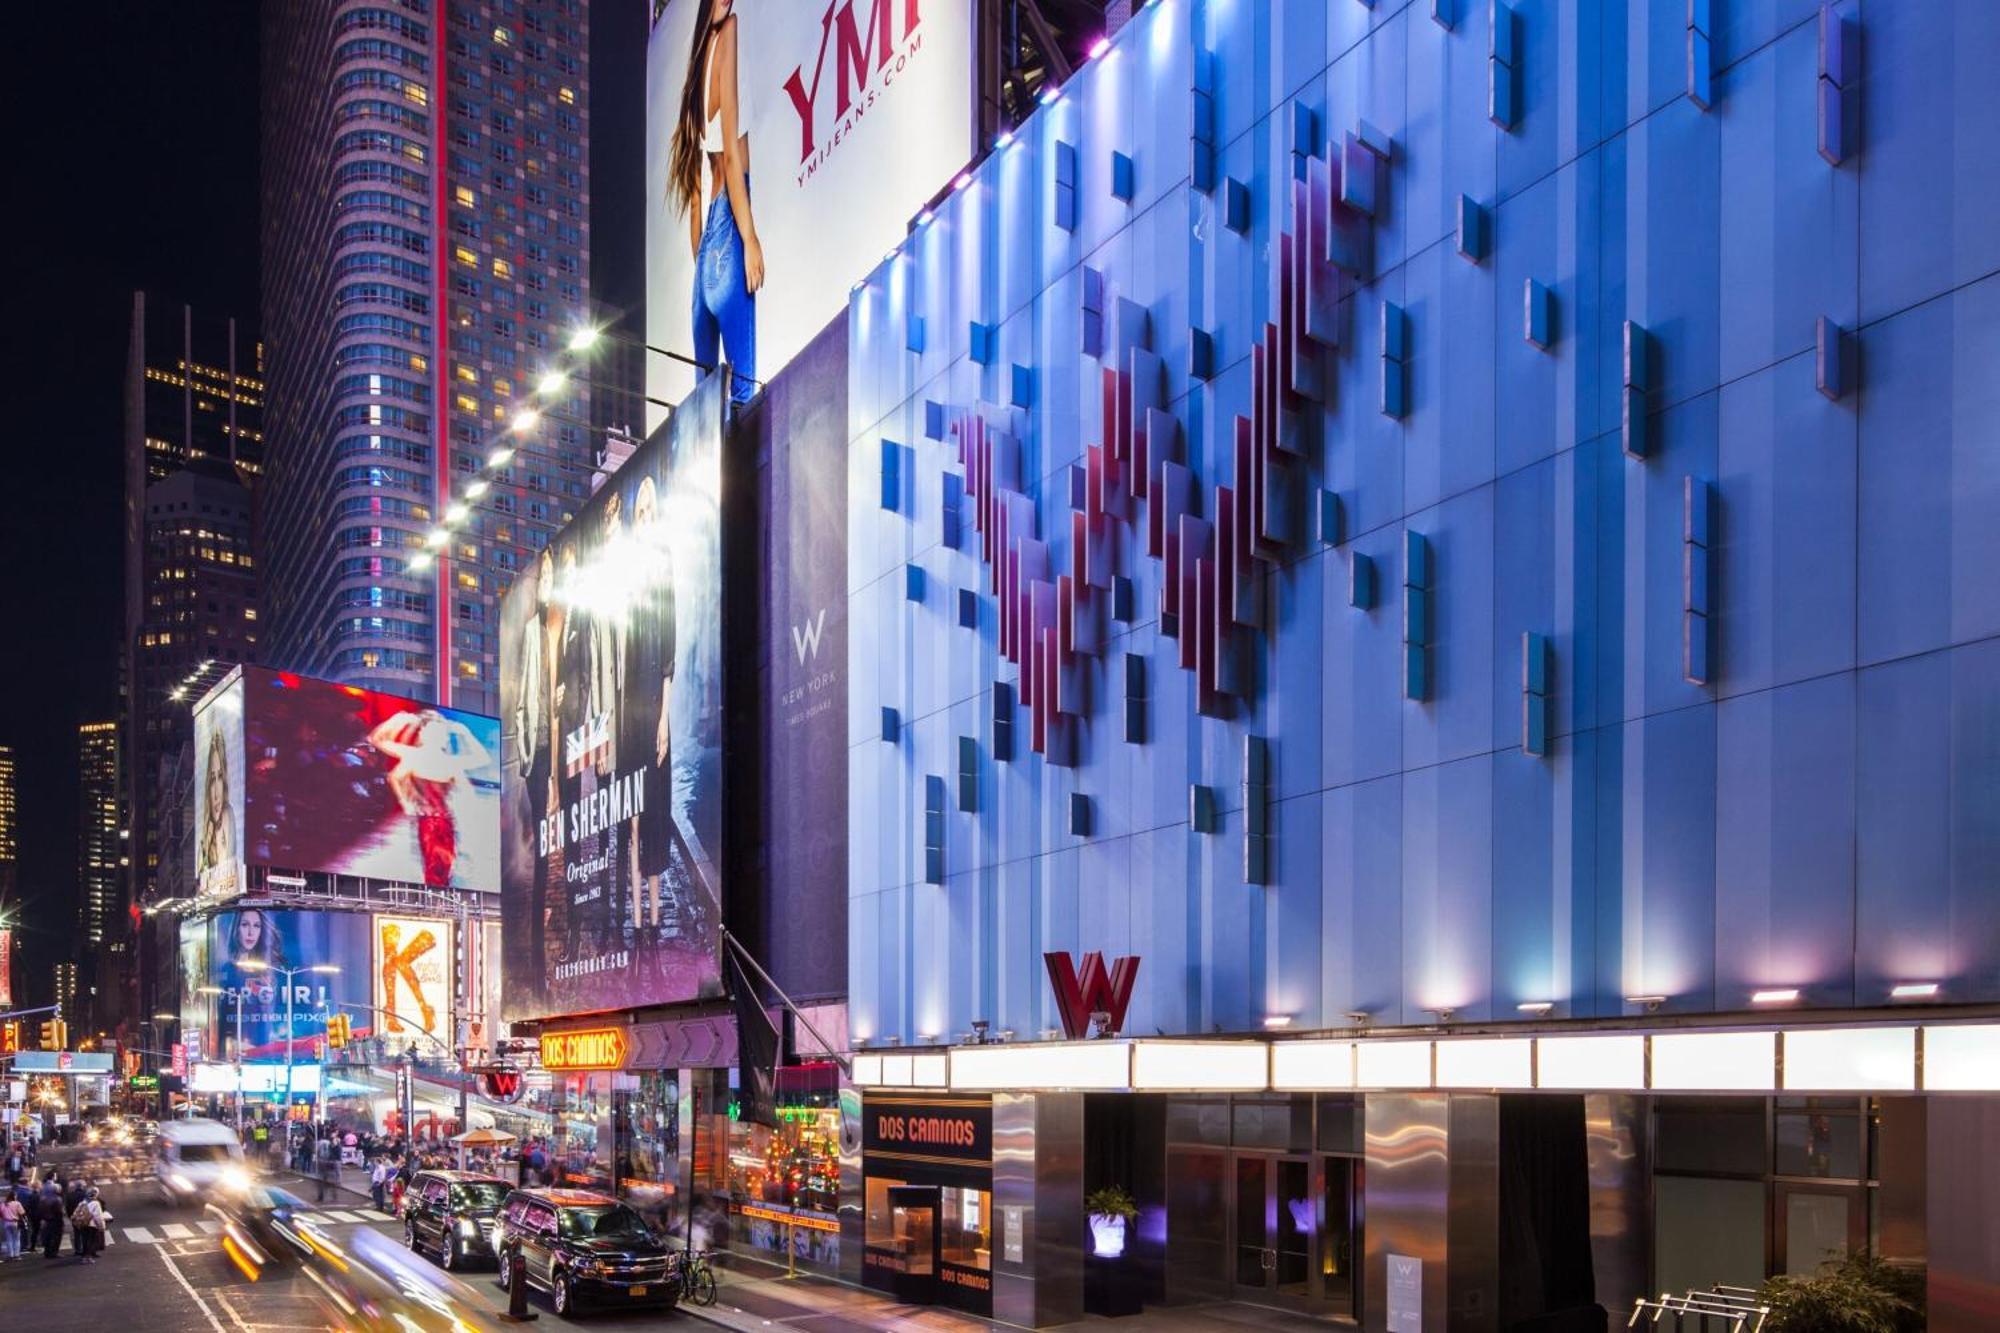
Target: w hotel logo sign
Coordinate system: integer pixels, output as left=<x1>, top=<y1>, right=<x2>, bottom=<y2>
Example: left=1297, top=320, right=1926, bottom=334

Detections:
left=1044, top=951, right=1140, bottom=1040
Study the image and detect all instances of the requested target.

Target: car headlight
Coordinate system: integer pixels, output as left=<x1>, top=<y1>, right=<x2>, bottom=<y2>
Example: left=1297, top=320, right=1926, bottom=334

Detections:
left=576, top=1258, right=608, bottom=1275
left=220, top=1166, right=250, bottom=1192
left=459, top=1218, right=479, bottom=1236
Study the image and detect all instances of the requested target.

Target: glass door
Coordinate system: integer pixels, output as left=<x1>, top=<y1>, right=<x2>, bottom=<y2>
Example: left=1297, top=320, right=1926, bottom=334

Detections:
left=886, top=1185, right=940, bottom=1305
left=1273, top=1157, right=1312, bottom=1298
left=1234, top=1156, right=1271, bottom=1288
left=1232, top=1155, right=1317, bottom=1307
left=1320, top=1155, right=1360, bottom=1317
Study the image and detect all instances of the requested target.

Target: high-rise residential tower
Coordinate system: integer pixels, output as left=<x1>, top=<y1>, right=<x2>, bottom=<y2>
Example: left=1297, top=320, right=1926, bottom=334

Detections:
left=0, top=744, right=17, bottom=909
left=122, top=297, right=263, bottom=905
left=260, top=0, right=595, bottom=716
left=76, top=723, right=121, bottom=951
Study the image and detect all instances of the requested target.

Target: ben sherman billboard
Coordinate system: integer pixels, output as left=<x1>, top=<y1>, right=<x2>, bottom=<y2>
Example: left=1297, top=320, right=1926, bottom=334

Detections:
left=644, top=0, right=972, bottom=424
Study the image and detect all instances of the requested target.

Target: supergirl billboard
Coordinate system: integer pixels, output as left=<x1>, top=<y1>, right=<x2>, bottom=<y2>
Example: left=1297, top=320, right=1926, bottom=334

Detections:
left=193, top=666, right=502, bottom=892
left=499, top=373, right=726, bottom=1021
left=179, top=908, right=373, bottom=1062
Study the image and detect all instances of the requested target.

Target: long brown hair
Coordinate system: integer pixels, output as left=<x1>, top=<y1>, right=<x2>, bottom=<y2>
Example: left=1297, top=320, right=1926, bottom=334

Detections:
left=668, top=0, right=724, bottom=218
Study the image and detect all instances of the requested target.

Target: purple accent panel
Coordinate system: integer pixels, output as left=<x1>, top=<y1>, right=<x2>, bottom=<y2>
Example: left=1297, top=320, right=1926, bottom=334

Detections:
left=1178, top=515, right=1212, bottom=671
left=1029, top=584, right=1057, bottom=726
left=1001, top=522, right=1018, bottom=660
left=1068, top=462, right=1087, bottom=511
left=1341, top=132, right=1378, bottom=217
left=1250, top=345, right=1270, bottom=555
left=1071, top=508, right=1087, bottom=592
left=1305, top=154, right=1342, bottom=346
left=1162, top=525, right=1182, bottom=625
left=1141, top=407, right=1178, bottom=510
left=1058, top=573, right=1076, bottom=662
left=1327, top=154, right=1375, bottom=279
left=1154, top=460, right=1194, bottom=565
left=1100, top=366, right=1119, bottom=467
left=1113, top=297, right=1151, bottom=365
left=1071, top=573, right=1104, bottom=657
left=1283, top=188, right=1324, bottom=402
left=1128, top=346, right=1165, bottom=477
left=1218, top=482, right=1260, bottom=631
left=1042, top=627, right=1075, bottom=766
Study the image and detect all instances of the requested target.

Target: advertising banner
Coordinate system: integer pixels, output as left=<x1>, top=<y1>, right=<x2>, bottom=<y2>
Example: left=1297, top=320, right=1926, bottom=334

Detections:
left=0, top=927, right=11, bottom=1009
left=240, top=667, right=502, bottom=892
left=750, top=318, right=848, bottom=1001
left=644, top=0, right=971, bottom=424
left=192, top=672, right=247, bottom=898
left=189, top=909, right=373, bottom=1061
left=373, top=915, right=455, bottom=1051
left=501, top=374, right=726, bottom=1021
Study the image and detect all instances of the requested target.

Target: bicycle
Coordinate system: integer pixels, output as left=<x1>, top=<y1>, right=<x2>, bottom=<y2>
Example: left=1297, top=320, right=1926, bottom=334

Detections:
left=672, top=1247, right=718, bottom=1307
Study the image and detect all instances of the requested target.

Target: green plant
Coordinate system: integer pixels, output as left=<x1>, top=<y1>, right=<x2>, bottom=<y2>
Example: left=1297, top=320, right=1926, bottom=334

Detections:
left=1759, top=1254, right=1925, bottom=1333
left=1085, top=1184, right=1138, bottom=1223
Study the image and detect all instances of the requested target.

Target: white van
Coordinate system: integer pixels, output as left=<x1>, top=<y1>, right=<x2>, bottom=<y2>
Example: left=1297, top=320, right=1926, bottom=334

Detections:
left=156, top=1118, right=249, bottom=1205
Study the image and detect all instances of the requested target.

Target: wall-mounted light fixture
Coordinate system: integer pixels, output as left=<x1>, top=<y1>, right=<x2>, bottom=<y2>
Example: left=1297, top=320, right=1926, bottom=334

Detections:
left=1889, top=982, right=1939, bottom=1000
left=1624, top=994, right=1667, bottom=1013
left=1516, top=1001, right=1554, bottom=1017
left=1262, top=1014, right=1293, bottom=1030
left=1750, top=988, right=1800, bottom=1005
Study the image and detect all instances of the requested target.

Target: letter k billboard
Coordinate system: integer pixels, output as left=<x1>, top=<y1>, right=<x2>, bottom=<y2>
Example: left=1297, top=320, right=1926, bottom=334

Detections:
left=1043, top=950, right=1140, bottom=1040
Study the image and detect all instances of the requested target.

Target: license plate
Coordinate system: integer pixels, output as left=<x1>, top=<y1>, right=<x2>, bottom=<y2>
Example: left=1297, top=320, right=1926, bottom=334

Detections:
left=629, top=1286, right=648, bottom=1298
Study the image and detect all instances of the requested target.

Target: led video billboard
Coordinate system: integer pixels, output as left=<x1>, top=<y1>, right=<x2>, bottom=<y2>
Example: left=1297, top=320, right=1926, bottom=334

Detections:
left=237, top=667, right=502, bottom=892
left=192, top=672, right=247, bottom=898
left=643, top=0, right=972, bottom=425
left=183, top=908, right=373, bottom=1062
left=500, top=373, right=726, bottom=1021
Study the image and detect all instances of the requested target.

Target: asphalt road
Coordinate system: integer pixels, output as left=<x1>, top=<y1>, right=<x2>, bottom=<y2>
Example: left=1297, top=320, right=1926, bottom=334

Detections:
left=0, top=1167, right=703, bottom=1332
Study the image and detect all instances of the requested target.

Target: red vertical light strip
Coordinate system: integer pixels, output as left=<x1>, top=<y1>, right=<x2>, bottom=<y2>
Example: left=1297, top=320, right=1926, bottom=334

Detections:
left=431, top=3, right=453, bottom=706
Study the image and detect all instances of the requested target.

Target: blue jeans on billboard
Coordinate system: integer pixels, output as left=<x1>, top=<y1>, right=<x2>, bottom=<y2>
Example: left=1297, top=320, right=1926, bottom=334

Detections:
left=691, top=178, right=756, bottom=405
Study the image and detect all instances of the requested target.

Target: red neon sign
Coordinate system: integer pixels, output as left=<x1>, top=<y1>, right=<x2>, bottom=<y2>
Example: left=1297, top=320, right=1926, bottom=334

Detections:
left=1043, top=951, right=1140, bottom=1040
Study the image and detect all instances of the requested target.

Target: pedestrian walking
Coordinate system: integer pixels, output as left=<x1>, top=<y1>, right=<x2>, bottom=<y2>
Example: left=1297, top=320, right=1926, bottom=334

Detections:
left=71, top=1188, right=106, bottom=1263
left=62, top=1176, right=87, bottom=1255
left=36, top=1182, right=63, bottom=1259
left=1, top=1190, right=24, bottom=1260
left=315, top=1133, right=339, bottom=1202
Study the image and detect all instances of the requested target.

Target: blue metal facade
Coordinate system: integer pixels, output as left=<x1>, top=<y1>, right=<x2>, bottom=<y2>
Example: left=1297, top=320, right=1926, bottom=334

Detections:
left=844, top=0, right=2000, bottom=1045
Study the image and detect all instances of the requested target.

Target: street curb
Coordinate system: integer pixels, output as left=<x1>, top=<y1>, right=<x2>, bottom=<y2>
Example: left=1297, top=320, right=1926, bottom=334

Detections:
left=675, top=1302, right=770, bottom=1333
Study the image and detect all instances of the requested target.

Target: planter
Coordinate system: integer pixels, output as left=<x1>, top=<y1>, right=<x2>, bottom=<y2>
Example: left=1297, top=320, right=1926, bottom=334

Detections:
left=1088, top=1212, right=1128, bottom=1259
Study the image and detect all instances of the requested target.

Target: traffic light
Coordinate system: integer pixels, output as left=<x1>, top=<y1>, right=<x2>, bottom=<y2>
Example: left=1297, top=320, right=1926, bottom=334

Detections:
left=37, top=1021, right=62, bottom=1051
left=326, top=1013, right=351, bottom=1050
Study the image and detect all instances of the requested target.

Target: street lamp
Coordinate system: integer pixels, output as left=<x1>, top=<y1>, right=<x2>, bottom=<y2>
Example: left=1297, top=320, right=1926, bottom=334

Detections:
left=240, top=962, right=341, bottom=1122
left=197, top=985, right=249, bottom=1133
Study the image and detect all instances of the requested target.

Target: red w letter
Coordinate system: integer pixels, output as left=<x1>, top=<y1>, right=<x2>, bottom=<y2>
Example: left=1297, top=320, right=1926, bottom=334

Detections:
left=1044, top=951, right=1140, bottom=1040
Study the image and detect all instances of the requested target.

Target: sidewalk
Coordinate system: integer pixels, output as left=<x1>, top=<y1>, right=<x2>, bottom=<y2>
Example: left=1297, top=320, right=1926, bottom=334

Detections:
left=685, top=1261, right=1347, bottom=1333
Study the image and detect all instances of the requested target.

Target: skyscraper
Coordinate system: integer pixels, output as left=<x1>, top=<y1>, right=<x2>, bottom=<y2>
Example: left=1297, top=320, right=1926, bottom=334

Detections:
left=77, top=723, right=121, bottom=950
left=260, top=0, right=596, bottom=716
left=121, top=296, right=264, bottom=1033
left=0, top=744, right=17, bottom=909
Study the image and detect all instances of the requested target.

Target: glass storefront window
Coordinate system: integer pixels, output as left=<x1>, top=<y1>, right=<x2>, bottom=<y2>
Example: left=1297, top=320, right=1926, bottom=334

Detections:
left=551, top=1071, right=612, bottom=1193
left=940, top=1185, right=991, bottom=1270
left=615, top=1071, right=678, bottom=1231
left=724, top=1074, right=843, bottom=1271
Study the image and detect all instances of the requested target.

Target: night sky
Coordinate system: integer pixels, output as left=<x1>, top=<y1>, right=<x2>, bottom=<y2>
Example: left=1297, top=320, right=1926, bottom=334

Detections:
left=0, top=2, right=647, bottom=1005
left=1, top=2, right=261, bottom=1000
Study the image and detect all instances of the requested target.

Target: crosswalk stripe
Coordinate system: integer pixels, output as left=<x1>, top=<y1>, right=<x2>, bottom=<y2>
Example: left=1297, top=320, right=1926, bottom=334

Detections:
left=123, top=1226, right=157, bottom=1244
left=198, top=1220, right=224, bottom=1235
left=159, top=1222, right=195, bottom=1239
left=318, top=1209, right=364, bottom=1223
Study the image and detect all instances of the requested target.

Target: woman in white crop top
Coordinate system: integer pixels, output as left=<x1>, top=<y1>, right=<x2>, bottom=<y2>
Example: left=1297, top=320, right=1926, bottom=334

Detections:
left=668, top=0, right=761, bottom=405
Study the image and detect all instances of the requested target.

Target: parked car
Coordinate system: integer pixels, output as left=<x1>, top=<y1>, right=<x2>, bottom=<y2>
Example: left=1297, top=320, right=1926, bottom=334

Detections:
left=400, top=1169, right=512, bottom=1270
left=494, top=1187, right=679, bottom=1317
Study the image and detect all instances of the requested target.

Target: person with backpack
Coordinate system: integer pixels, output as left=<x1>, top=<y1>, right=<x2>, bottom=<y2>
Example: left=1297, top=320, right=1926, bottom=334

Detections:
left=71, top=1187, right=106, bottom=1263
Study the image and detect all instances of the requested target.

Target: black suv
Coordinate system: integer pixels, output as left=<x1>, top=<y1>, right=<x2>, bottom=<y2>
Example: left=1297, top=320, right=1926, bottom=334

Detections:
left=495, top=1187, right=679, bottom=1317
left=400, top=1170, right=513, bottom=1270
